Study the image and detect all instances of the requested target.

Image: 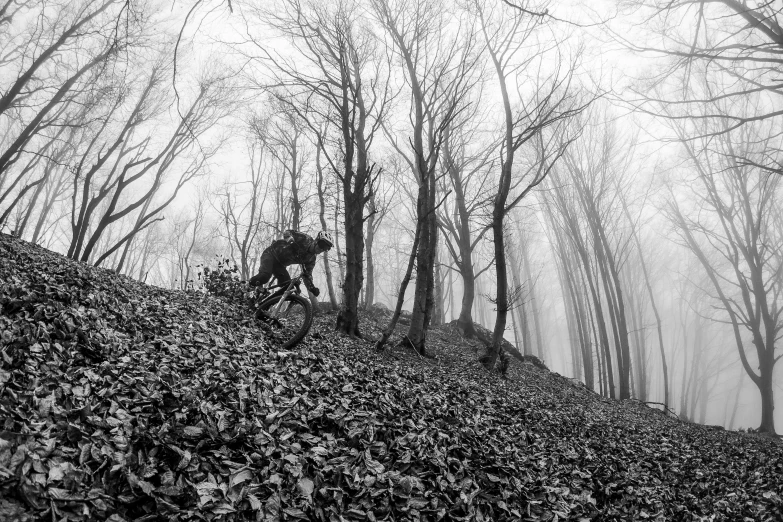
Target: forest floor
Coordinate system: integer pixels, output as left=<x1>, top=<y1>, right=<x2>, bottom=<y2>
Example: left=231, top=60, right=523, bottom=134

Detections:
left=0, top=232, right=781, bottom=522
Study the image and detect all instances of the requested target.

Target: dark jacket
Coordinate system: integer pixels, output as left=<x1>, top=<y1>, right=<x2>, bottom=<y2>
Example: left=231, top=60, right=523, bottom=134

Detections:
left=264, top=230, right=318, bottom=277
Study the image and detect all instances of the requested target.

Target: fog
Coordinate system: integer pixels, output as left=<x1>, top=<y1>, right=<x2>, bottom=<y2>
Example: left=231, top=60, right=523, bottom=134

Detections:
left=1, top=0, right=781, bottom=434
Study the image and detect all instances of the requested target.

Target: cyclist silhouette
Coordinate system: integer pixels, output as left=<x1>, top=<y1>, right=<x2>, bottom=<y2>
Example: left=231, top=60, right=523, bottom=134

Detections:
left=249, top=229, right=333, bottom=296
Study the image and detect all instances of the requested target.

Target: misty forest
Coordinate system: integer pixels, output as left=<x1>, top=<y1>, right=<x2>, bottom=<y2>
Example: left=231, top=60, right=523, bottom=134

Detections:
left=2, top=0, right=783, bottom=443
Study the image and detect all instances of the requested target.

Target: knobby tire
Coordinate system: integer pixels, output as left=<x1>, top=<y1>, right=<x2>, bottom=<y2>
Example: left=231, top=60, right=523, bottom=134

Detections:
left=256, top=293, right=313, bottom=348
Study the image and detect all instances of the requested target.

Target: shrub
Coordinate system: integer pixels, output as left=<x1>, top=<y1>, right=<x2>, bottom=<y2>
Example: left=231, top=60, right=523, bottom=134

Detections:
left=196, top=257, right=247, bottom=302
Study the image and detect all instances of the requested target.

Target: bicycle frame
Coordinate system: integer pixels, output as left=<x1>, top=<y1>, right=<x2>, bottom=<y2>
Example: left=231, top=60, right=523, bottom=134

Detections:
left=260, top=265, right=312, bottom=317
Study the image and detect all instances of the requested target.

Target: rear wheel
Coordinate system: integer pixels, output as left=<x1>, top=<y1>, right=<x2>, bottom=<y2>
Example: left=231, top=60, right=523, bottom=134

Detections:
left=256, top=293, right=313, bottom=348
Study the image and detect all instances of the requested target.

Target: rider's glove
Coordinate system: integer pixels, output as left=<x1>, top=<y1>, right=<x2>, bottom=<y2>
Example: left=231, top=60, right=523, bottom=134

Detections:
left=312, top=287, right=320, bottom=297
left=248, top=275, right=261, bottom=287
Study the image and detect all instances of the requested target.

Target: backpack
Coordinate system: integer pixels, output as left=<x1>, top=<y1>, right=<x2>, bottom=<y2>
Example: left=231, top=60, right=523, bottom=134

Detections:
left=282, top=230, right=314, bottom=259
left=283, top=229, right=310, bottom=245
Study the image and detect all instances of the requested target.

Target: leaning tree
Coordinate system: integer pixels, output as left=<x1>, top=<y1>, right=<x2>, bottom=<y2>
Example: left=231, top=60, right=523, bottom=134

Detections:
left=665, top=94, right=782, bottom=435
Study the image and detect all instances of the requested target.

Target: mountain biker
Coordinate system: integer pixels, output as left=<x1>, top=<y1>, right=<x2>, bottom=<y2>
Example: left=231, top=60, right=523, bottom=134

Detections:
left=249, top=229, right=334, bottom=297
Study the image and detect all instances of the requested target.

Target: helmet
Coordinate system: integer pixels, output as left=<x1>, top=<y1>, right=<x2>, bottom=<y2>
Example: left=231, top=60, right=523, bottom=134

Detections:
left=316, top=231, right=334, bottom=249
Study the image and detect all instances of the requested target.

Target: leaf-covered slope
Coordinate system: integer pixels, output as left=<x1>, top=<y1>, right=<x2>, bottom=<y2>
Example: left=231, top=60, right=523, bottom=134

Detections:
left=0, top=233, right=781, bottom=522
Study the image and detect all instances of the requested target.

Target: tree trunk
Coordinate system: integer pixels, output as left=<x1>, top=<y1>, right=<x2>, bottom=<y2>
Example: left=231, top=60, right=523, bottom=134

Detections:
left=560, top=263, right=583, bottom=382
left=619, top=193, right=669, bottom=409
left=289, top=135, right=301, bottom=230
left=115, top=196, right=154, bottom=273
left=508, top=242, right=531, bottom=356
left=138, top=237, right=152, bottom=284
left=521, top=244, right=544, bottom=360
left=334, top=189, right=345, bottom=284
left=757, top=354, right=777, bottom=434
left=405, top=173, right=437, bottom=355
left=444, top=263, right=453, bottom=322
left=728, top=369, right=745, bottom=430
left=316, top=144, right=338, bottom=309
left=548, top=208, right=590, bottom=387
left=445, top=135, right=479, bottom=337
left=629, top=294, right=648, bottom=402
left=551, top=181, right=615, bottom=397
left=576, top=260, right=602, bottom=395
left=364, top=198, right=376, bottom=310
left=593, top=236, right=629, bottom=400
left=375, top=217, right=424, bottom=351
left=335, top=186, right=365, bottom=337
left=574, top=289, right=592, bottom=387
left=678, top=319, right=693, bottom=421
left=432, top=243, right=445, bottom=326
left=600, top=233, right=633, bottom=400
left=475, top=275, right=487, bottom=328
left=335, top=81, right=374, bottom=336
left=583, top=255, right=615, bottom=398
left=485, top=208, right=508, bottom=370
left=31, top=173, right=66, bottom=245
left=0, top=172, right=45, bottom=227
left=15, top=172, right=49, bottom=238
left=457, top=255, right=477, bottom=336
left=510, top=291, right=522, bottom=355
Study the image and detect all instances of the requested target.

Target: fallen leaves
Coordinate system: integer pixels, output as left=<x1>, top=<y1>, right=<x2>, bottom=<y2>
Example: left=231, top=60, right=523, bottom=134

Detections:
left=1, top=233, right=782, bottom=521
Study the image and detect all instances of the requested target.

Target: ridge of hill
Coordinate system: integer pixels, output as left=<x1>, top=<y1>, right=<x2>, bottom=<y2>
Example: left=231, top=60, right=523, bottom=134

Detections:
left=0, top=233, right=781, bottom=522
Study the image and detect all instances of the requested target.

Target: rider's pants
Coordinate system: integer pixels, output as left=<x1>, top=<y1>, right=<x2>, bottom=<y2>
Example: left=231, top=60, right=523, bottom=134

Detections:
left=249, top=251, right=291, bottom=288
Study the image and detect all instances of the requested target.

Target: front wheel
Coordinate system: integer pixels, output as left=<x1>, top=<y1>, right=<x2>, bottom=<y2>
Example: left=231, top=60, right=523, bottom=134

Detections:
left=256, top=293, right=313, bottom=348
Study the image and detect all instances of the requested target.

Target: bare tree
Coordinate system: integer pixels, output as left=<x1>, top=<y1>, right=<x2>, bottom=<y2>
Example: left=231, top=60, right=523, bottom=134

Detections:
left=68, top=57, right=233, bottom=267
left=544, top=165, right=615, bottom=396
left=512, top=213, right=546, bottom=359
left=0, top=1, right=137, bottom=180
left=171, top=193, right=208, bottom=290
left=314, top=133, right=340, bottom=309
left=505, top=231, right=531, bottom=356
left=28, top=157, right=73, bottom=245
left=503, top=216, right=547, bottom=360
left=216, top=130, right=274, bottom=281
left=438, top=116, right=496, bottom=338
left=617, top=173, right=671, bottom=410
left=564, top=131, right=637, bottom=399
left=123, top=220, right=167, bottom=285
left=474, top=0, right=588, bottom=371
left=620, top=1, right=783, bottom=136
left=0, top=121, right=78, bottom=231
left=257, top=100, right=313, bottom=231
left=544, top=204, right=592, bottom=389
left=364, top=165, right=396, bottom=309
left=665, top=105, right=783, bottom=434
left=373, top=0, right=481, bottom=354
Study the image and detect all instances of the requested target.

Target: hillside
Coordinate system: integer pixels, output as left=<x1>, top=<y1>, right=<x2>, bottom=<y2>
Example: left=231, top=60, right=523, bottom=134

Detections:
left=0, top=233, right=781, bottom=522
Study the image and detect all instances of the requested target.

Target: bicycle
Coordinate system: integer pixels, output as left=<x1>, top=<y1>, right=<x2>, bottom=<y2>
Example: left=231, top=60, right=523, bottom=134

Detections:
left=254, top=265, right=314, bottom=348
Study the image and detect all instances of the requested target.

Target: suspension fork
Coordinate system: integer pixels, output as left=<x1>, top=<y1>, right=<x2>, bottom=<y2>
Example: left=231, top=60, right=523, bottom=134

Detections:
left=268, top=280, right=297, bottom=317
left=267, top=265, right=308, bottom=318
